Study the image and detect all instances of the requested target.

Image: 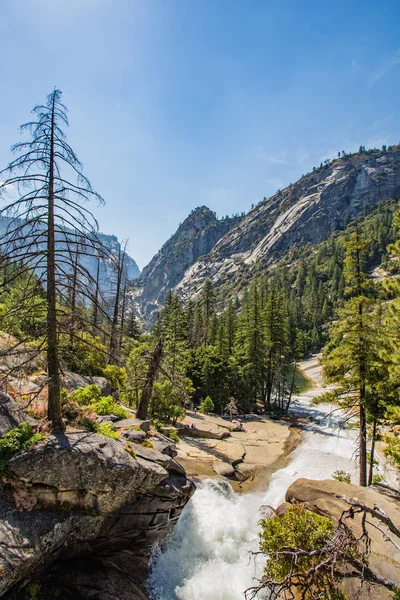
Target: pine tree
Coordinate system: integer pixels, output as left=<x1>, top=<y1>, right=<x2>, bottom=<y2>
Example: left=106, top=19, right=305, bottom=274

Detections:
left=323, top=226, right=376, bottom=486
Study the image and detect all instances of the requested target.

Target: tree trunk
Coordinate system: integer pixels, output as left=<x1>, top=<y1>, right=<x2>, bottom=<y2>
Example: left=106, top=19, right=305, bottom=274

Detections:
left=108, top=247, right=125, bottom=364
left=69, top=248, right=78, bottom=350
left=119, top=282, right=128, bottom=351
left=92, top=257, right=100, bottom=334
left=359, top=395, right=367, bottom=487
left=136, top=339, right=163, bottom=420
left=47, top=93, right=63, bottom=431
left=286, top=361, right=297, bottom=413
left=368, top=415, right=378, bottom=486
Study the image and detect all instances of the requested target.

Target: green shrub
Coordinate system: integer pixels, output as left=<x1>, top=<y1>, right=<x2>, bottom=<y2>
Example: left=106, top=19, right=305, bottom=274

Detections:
left=169, top=429, right=180, bottom=443
left=97, top=422, right=119, bottom=439
left=77, top=413, right=98, bottom=432
left=372, top=473, right=384, bottom=484
left=385, top=405, right=400, bottom=423
left=59, top=332, right=107, bottom=375
left=332, top=469, right=351, bottom=484
left=102, top=365, right=127, bottom=389
left=383, top=436, right=400, bottom=469
left=199, top=396, right=214, bottom=414
left=93, top=397, right=128, bottom=419
left=259, top=504, right=338, bottom=598
left=71, top=385, right=128, bottom=419
left=142, top=439, right=153, bottom=449
left=152, top=418, right=164, bottom=433
left=0, top=424, right=45, bottom=469
left=72, top=384, right=102, bottom=405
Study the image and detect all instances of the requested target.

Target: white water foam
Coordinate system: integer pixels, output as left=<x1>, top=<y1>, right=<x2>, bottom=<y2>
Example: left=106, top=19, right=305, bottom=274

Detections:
left=148, top=397, right=359, bottom=600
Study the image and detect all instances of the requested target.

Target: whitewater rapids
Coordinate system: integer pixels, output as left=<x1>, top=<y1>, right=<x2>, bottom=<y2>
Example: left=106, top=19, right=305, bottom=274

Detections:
left=148, top=396, right=359, bottom=600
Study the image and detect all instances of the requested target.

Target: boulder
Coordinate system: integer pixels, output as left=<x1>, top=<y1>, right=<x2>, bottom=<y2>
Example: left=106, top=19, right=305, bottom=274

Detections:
left=91, top=376, right=112, bottom=396
left=1, top=431, right=195, bottom=599
left=275, top=501, right=290, bottom=516
left=8, top=431, right=168, bottom=512
left=96, top=414, right=121, bottom=424
left=213, top=461, right=236, bottom=478
left=286, top=478, right=400, bottom=599
left=0, top=392, right=37, bottom=437
left=121, top=428, right=146, bottom=443
left=149, top=431, right=178, bottom=457
left=114, top=418, right=151, bottom=433
left=62, top=372, right=112, bottom=396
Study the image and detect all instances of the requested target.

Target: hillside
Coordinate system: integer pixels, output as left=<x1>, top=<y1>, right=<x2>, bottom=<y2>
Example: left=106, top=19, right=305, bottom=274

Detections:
left=132, top=206, right=241, bottom=322
left=135, top=147, right=400, bottom=325
left=0, top=216, right=141, bottom=294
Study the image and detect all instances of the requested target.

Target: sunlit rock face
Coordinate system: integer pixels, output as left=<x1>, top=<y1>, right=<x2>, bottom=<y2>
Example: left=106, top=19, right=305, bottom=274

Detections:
left=132, top=205, right=240, bottom=325
left=134, top=149, right=400, bottom=327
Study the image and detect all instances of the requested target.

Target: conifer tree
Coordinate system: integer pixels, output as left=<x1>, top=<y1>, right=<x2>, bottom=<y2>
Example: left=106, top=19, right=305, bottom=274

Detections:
left=323, top=226, right=376, bottom=486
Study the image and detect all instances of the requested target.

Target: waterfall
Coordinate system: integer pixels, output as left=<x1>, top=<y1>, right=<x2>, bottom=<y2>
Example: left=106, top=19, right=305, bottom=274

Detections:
left=148, top=396, right=359, bottom=600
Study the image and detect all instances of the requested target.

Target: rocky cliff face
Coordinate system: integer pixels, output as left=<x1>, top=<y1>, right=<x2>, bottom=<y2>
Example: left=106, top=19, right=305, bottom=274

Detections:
left=132, top=206, right=240, bottom=323
left=135, top=149, right=400, bottom=324
left=0, top=399, right=195, bottom=600
left=0, top=217, right=141, bottom=292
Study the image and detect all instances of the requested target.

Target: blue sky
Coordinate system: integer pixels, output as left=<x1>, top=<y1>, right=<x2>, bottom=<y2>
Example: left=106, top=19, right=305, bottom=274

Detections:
left=1, top=0, right=399, bottom=268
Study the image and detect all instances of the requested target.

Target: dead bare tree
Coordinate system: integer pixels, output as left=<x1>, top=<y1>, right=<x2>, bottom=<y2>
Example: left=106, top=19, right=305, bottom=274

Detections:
left=136, top=339, right=164, bottom=420
left=108, top=242, right=128, bottom=365
left=0, top=89, right=110, bottom=430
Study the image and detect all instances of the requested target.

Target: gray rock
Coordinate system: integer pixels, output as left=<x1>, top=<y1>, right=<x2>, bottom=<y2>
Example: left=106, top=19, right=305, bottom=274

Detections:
left=1, top=430, right=195, bottom=599
left=114, top=418, right=150, bottom=433
left=95, top=414, right=120, bottom=424
left=63, top=372, right=112, bottom=396
left=121, top=428, right=146, bottom=443
left=0, top=392, right=37, bottom=437
left=149, top=431, right=178, bottom=457
left=133, top=206, right=240, bottom=325
left=92, top=376, right=112, bottom=396
left=8, top=431, right=168, bottom=512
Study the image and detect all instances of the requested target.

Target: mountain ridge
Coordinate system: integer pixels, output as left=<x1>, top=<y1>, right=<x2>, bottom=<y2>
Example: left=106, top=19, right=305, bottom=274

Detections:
left=134, top=146, right=400, bottom=326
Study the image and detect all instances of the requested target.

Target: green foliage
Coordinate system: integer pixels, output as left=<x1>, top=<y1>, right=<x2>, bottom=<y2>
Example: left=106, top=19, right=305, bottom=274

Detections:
left=150, top=379, right=187, bottom=424
left=142, top=439, right=153, bottom=448
left=332, top=470, right=351, bottom=483
left=97, top=422, right=119, bottom=439
left=385, top=405, right=400, bottom=423
left=125, top=339, right=152, bottom=407
left=169, top=429, right=180, bottom=442
left=199, top=396, right=214, bottom=414
left=383, top=436, right=400, bottom=470
left=152, top=418, right=164, bottom=433
left=72, top=384, right=102, bottom=405
left=259, top=504, right=337, bottom=598
left=25, top=582, right=41, bottom=600
left=70, top=384, right=128, bottom=419
left=0, top=424, right=45, bottom=468
left=92, top=397, right=128, bottom=419
left=102, top=364, right=127, bottom=389
left=59, top=332, right=107, bottom=375
left=372, top=473, right=384, bottom=484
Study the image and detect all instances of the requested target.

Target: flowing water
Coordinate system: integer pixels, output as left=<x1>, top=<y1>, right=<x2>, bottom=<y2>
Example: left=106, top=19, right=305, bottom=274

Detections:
left=148, top=395, right=359, bottom=600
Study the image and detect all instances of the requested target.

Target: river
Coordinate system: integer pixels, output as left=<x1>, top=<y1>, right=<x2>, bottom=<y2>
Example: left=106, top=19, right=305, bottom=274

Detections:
left=148, top=391, right=360, bottom=600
